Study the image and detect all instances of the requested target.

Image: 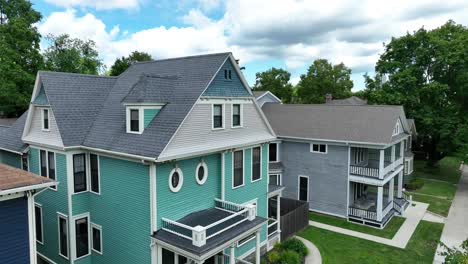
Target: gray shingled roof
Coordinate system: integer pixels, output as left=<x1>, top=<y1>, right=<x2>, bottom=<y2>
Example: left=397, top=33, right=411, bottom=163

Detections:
left=0, top=111, right=28, bottom=153
left=83, top=53, right=231, bottom=158
left=328, top=96, right=368, bottom=105
left=262, top=104, right=408, bottom=145
left=122, top=75, right=179, bottom=104
left=252, top=91, right=268, bottom=99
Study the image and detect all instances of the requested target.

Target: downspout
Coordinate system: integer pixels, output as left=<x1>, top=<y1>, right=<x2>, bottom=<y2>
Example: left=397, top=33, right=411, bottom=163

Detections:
left=27, top=187, right=51, bottom=264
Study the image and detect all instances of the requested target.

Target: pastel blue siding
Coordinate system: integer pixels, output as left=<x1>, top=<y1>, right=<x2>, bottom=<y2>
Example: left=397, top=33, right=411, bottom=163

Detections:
left=32, top=85, right=49, bottom=105
left=156, top=153, right=221, bottom=228
left=203, top=60, right=252, bottom=97
left=0, top=149, right=22, bottom=168
left=0, top=197, right=30, bottom=264
left=144, top=108, right=160, bottom=128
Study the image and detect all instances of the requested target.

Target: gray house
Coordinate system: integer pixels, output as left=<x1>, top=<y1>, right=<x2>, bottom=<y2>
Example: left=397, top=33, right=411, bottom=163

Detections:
left=261, top=102, right=413, bottom=228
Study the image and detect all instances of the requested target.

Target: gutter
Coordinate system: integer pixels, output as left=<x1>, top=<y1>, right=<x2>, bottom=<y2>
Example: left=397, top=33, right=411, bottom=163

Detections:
left=0, top=181, right=57, bottom=196
left=63, top=146, right=156, bottom=162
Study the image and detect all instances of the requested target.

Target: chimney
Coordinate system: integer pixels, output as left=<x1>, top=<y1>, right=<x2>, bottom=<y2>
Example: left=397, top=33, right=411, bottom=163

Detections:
left=325, top=94, right=333, bottom=104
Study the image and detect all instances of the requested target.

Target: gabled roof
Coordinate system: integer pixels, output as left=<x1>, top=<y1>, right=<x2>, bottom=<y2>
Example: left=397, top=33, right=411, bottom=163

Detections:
left=122, top=74, right=179, bottom=104
left=0, top=112, right=28, bottom=154
left=406, top=119, right=417, bottom=137
left=0, top=164, right=56, bottom=194
left=262, top=104, right=409, bottom=145
left=252, top=91, right=268, bottom=98
left=328, top=96, right=367, bottom=105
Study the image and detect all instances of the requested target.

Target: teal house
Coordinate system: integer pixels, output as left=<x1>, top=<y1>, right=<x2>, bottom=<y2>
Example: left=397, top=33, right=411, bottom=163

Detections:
left=0, top=53, right=281, bottom=264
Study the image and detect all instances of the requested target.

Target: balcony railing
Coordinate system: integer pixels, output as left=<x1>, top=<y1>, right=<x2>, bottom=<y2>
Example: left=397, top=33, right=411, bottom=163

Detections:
left=350, top=156, right=404, bottom=179
left=161, top=199, right=256, bottom=247
left=348, top=207, right=377, bottom=221
left=268, top=218, right=279, bottom=237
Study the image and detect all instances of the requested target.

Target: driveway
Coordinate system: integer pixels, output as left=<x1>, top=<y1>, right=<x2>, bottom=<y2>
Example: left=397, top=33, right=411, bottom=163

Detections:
left=434, top=165, right=468, bottom=263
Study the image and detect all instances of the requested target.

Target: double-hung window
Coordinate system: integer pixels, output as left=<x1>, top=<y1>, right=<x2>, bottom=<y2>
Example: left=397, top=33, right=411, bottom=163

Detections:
left=73, top=154, right=87, bottom=193
left=58, top=214, right=69, bottom=258
left=213, top=104, right=224, bottom=129
left=269, top=143, right=278, bottom=162
left=91, top=224, right=102, bottom=254
left=90, top=154, right=100, bottom=194
left=310, top=144, right=327, bottom=154
left=40, top=150, right=56, bottom=189
left=75, top=216, right=90, bottom=258
left=232, top=104, right=241, bottom=127
left=233, top=150, right=244, bottom=188
left=35, top=204, right=43, bottom=244
left=252, top=147, right=261, bottom=182
left=130, top=109, right=140, bottom=133
left=22, top=154, right=28, bottom=171
left=42, top=108, right=49, bottom=131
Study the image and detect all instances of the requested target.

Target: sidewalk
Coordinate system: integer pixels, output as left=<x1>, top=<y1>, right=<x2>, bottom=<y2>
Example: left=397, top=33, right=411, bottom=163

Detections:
left=309, top=201, right=428, bottom=249
left=295, top=236, right=322, bottom=264
left=434, top=165, right=468, bottom=264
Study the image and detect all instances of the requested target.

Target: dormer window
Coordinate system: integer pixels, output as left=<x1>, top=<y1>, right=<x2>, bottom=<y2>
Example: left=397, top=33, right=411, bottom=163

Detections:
left=130, top=109, right=140, bottom=132
left=42, top=108, right=49, bottom=131
left=224, top=69, right=232, bottom=80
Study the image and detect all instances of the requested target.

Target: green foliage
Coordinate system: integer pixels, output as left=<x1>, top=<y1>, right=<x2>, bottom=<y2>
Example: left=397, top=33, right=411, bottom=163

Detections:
left=363, top=20, right=468, bottom=160
left=278, top=238, right=308, bottom=258
left=253, top=67, right=293, bottom=103
left=109, top=51, right=153, bottom=76
left=405, top=178, right=425, bottom=190
left=297, top=59, right=353, bottom=103
left=266, top=250, right=281, bottom=263
left=278, top=250, right=301, bottom=264
left=43, top=34, right=103, bottom=75
left=0, top=0, right=43, bottom=116
left=440, top=239, right=468, bottom=264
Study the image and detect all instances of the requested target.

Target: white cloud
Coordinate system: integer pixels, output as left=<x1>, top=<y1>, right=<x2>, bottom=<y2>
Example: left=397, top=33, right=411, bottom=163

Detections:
left=38, top=0, right=468, bottom=89
left=44, top=0, right=142, bottom=10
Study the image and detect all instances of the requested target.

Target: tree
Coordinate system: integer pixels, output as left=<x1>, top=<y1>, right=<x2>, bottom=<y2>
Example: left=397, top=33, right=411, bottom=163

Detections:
left=0, top=0, right=43, bottom=116
left=363, top=21, right=468, bottom=161
left=109, top=51, right=153, bottom=76
left=43, top=34, right=103, bottom=75
left=440, top=240, right=468, bottom=264
left=296, top=59, right=353, bottom=103
left=253, top=67, right=293, bottom=103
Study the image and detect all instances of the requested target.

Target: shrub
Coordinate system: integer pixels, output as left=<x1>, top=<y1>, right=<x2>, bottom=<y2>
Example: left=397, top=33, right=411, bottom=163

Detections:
left=266, top=250, right=280, bottom=263
left=278, top=250, right=301, bottom=264
left=405, top=178, right=424, bottom=190
left=279, top=238, right=308, bottom=258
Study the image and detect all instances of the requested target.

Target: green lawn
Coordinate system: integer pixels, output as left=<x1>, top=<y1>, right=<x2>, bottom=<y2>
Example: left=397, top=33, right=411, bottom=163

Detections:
left=412, top=157, right=462, bottom=184
left=410, top=193, right=453, bottom=217
left=309, top=212, right=406, bottom=239
left=299, top=220, right=444, bottom=264
left=408, top=180, right=457, bottom=199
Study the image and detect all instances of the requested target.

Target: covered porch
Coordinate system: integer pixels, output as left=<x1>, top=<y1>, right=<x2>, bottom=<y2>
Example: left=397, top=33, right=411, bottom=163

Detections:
left=152, top=199, right=265, bottom=264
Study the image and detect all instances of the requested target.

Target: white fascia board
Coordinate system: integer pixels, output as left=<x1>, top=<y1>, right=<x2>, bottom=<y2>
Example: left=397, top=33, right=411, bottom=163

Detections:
left=0, top=182, right=57, bottom=196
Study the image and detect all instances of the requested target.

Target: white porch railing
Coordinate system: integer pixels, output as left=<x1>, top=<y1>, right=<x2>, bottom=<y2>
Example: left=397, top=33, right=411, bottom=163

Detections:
left=349, top=165, right=379, bottom=178
left=161, top=199, right=256, bottom=247
left=215, top=254, right=253, bottom=264
left=382, top=202, right=393, bottom=218
left=268, top=218, right=279, bottom=237
left=348, top=207, right=377, bottom=221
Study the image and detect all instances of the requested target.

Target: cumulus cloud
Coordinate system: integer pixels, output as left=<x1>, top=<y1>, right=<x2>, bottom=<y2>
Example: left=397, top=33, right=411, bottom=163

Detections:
left=44, top=0, right=142, bottom=10
left=38, top=0, right=468, bottom=89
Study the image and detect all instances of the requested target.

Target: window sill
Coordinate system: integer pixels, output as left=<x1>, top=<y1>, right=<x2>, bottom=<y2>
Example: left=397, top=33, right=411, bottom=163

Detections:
left=74, top=253, right=91, bottom=262
left=251, top=177, right=262, bottom=183
left=72, top=190, right=89, bottom=195
left=59, top=253, right=69, bottom=260
left=232, top=183, right=245, bottom=190
left=211, top=127, right=225, bottom=131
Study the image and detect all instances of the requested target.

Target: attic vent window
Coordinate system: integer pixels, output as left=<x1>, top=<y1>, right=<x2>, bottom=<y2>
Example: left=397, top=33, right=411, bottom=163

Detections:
left=42, top=108, right=49, bottom=131
left=224, top=69, right=232, bottom=80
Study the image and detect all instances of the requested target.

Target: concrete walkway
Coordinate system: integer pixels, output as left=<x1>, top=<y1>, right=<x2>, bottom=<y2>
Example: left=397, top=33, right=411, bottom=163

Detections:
left=434, top=165, right=468, bottom=264
left=295, top=236, right=322, bottom=264
left=309, top=201, right=428, bottom=249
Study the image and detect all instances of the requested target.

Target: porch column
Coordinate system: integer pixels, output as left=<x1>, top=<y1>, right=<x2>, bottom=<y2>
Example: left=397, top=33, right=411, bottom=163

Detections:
left=400, top=141, right=405, bottom=164
left=276, top=195, right=281, bottom=237
left=389, top=178, right=394, bottom=203
left=377, top=186, right=383, bottom=221
left=157, top=245, right=163, bottom=264
left=391, top=145, right=395, bottom=170
left=255, top=230, right=261, bottom=264
left=379, top=149, right=385, bottom=179
left=397, top=171, right=403, bottom=198
left=230, top=245, right=235, bottom=264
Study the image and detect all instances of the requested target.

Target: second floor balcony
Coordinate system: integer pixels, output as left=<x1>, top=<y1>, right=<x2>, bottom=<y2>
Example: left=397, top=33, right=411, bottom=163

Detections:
left=349, top=142, right=405, bottom=180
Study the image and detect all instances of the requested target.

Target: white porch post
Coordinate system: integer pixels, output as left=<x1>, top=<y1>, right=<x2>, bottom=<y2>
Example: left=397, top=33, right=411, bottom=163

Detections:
left=379, top=149, right=385, bottom=179
left=400, top=141, right=405, bottom=164
left=389, top=178, right=394, bottom=203
left=377, top=186, right=383, bottom=221
left=230, top=245, right=235, bottom=264
left=255, top=230, right=261, bottom=264
left=276, top=195, right=281, bottom=236
left=157, top=245, right=163, bottom=264
left=391, top=145, right=396, bottom=170
left=397, top=171, right=403, bottom=198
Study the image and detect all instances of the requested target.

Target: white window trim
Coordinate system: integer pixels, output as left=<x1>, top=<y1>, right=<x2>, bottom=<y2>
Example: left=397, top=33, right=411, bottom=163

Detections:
left=232, top=149, right=245, bottom=189
left=251, top=146, right=262, bottom=183
left=297, top=175, right=310, bottom=202
left=224, top=69, right=233, bottom=81
left=57, top=213, right=69, bottom=260
left=269, top=143, right=280, bottom=162
left=39, top=148, right=57, bottom=191
left=268, top=173, right=282, bottom=186
left=195, top=161, right=208, bottom=185
left=237, top=233, right=255, bottom=247
left=41, top=108, right=50, bottom=132
left=35, top=203, right=44, bottom=245
left=73, top=153, right=88, bottom=194
left=231, top=103, right=243, bottom=128
left=126, top=107, right=144, bottom=134
left=73, top=213, right=91, bottom=261
left=88, top=154, right=101, bottom=195
left=169, top=167, right=184, bottom=193
left=212, top=104, right=225, bottom=130
left=310, top=143, right=327, bottom=154
left=91, top=223, right=103, bottom=255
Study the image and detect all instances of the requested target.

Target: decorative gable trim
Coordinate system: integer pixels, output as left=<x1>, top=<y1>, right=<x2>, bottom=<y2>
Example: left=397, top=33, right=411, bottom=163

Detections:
left=392, top=118, right=403, bottom=136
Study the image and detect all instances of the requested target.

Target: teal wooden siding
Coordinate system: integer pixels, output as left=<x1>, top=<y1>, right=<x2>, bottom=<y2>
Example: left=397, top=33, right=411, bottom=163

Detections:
left=202, top=60, right=252, bottom=97
left=31, top=148, right=70, bottom=264
left=223, top=144, right=269, bottom=257
left=156, top=153, right=221, bottom=228
left=32, top=84, right=49, bottom=105
left=144, top=108, right=160, bottom=128
left=75, top=156, right=151, bottom=264
left=0, top=150, right=22, bottom=168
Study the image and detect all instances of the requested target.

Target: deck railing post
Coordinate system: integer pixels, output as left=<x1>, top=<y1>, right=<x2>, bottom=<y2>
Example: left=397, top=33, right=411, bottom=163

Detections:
left=192, top=225, right=206, bottom=247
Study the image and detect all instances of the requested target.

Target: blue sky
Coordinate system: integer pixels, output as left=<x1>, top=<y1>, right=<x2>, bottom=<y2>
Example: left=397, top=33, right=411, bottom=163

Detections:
left=32, top=0, right=468, bottom=90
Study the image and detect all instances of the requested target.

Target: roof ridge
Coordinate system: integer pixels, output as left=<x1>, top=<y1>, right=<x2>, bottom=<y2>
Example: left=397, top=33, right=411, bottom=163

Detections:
left=133, top=52, right=232, bottom=65
left=38, top=71, right=118, bottom=79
